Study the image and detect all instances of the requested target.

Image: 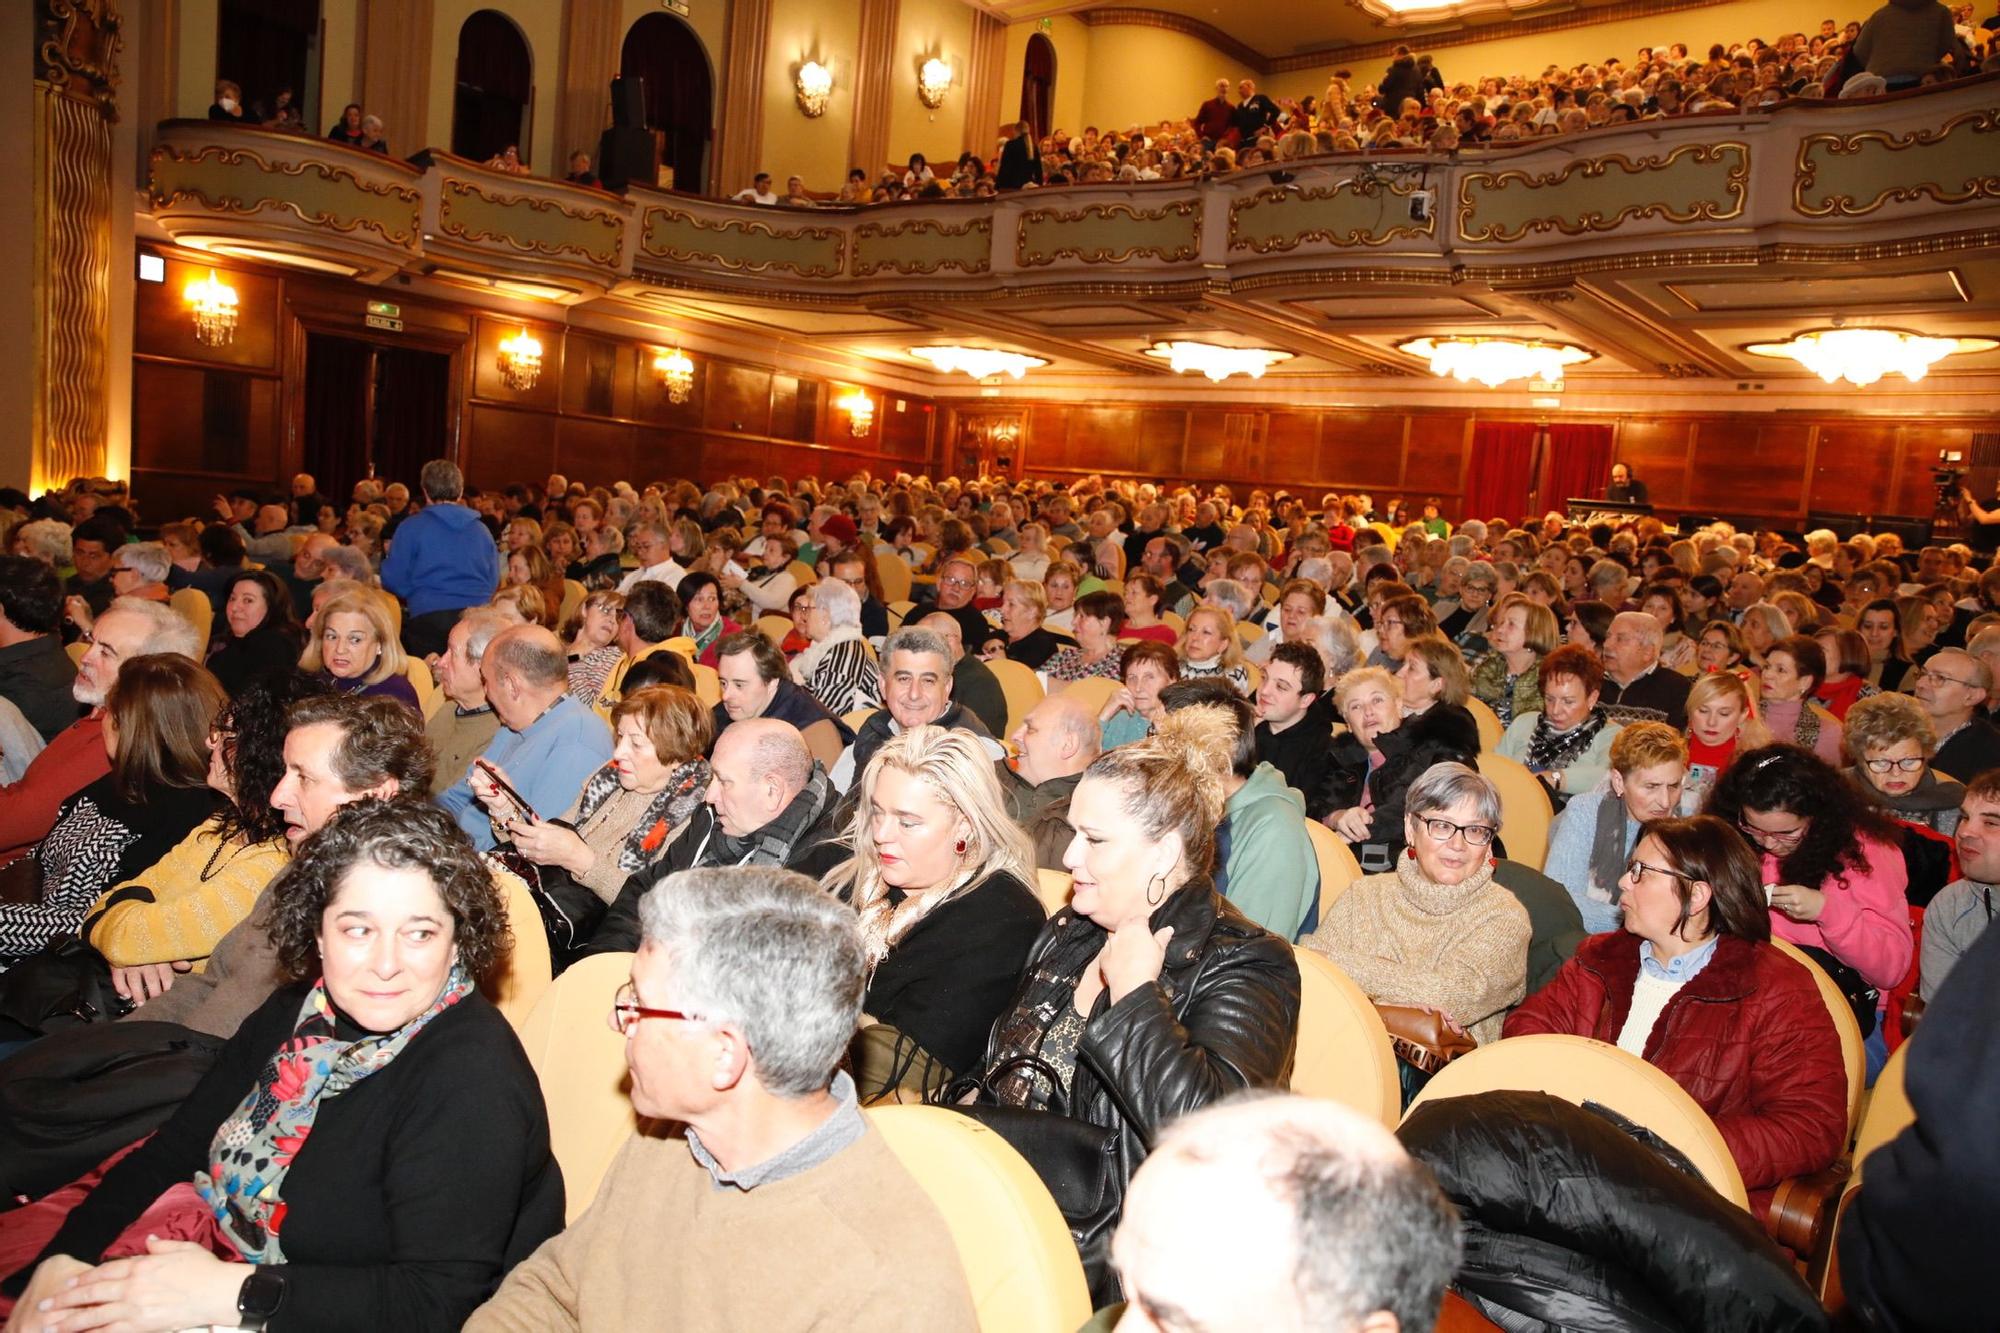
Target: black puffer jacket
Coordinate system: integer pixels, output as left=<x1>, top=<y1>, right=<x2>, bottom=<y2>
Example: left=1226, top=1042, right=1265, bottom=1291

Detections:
left=1326, top=704, right=1480, bottom=870
left=1400, top=1090, right=1828, bottom=1333
left=979, top=881, right=1300, bottom=1198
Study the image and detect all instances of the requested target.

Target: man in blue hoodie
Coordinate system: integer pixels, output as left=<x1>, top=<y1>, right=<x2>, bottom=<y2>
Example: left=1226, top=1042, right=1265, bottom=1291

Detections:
left=381, top=458, right=505, bottom=657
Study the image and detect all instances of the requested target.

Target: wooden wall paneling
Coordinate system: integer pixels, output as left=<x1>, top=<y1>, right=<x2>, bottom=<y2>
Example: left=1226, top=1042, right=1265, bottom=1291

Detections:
left=1139, top=409, right=1189, bottom=478
left=707, top=362, right=774, bottom=437
left=464, top=403, right=558, bottom=491
left=1810, top=421, right=1904, bottom=520
left=1317, top=411, right=1406, bottom=490
left=470, top=315, right=563, bottom=414
left=1064, top=406, right=1143, bottom=474
left=876, top=392, right=933, bottom=463
left=1262, top=411, right=1317, bottom=490
left=1182, top=410, right=1236, bottom=481
left=1610, top=416, right=1692, bottom=511
left=1404, top=412, right=1471, bottom=502
left=559, top=332, right=636, bottom=422
left=555, top=416, right=639, bottom=487
left=1889, top=421, right=1987, bottom=518
left=632, top=346, right=707, bottom=429
left=135, top=254, right=284, bottom=371
left=1683, top=418, right=1802, bottom=519
left=1023, top=403, right=1071, bottom=477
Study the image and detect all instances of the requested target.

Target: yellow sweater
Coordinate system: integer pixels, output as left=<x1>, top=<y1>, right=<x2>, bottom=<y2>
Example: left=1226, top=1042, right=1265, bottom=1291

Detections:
left=81, top=819, right=289, bottom=968
left=466, top=1123, right=977, bottom=1332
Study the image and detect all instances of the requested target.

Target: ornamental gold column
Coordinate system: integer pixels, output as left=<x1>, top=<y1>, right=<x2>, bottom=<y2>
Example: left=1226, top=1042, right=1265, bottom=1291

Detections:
left=30, top=0, right=123, bottom=494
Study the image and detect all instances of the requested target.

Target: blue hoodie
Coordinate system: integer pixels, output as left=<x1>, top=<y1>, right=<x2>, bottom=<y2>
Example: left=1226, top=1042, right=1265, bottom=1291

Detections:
left=380, top=502, right=503, bottom=616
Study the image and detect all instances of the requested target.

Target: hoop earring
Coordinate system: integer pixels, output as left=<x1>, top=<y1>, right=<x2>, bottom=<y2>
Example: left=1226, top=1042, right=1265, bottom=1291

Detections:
left=1146, top=872, right=1168, bottom=907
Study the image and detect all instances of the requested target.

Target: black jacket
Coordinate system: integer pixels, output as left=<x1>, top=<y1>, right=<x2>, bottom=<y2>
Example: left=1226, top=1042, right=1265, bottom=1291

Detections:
left=1401, top=1090, right=1826, bottom=1333
left=0, top=634, right=78, bottom=743
left=1254, top=717, right=1337, bottom=820
left=1005, top=626, right=1075, bottom=670
left=977, top=883, right=1299, bottom=1207
left=1377, top=59, right=1425, bottom=114
left=866, top=870, right=1044, bottom=1077
left=995, top=134, right=1042, bottom=190
left=1328, top=704, right=1480, bottom=869
left=17, top=987, right=564, bottom=1329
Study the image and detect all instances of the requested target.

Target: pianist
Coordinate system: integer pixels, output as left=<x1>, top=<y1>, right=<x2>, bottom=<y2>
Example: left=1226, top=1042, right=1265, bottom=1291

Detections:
left=1605, top=463, right=1650, bottom=505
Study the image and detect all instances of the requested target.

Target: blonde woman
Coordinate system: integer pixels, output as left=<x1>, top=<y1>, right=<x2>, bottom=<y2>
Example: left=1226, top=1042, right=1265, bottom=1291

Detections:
left=1180, top=603, right=1252, bottom=695
left=564, top=588, right=627, bottom=706
left=1681, top=669, right=1771, bottom=812
left=823, top=725, right=1044, bottom=1100
left=302, top=587, right=419, bottom=711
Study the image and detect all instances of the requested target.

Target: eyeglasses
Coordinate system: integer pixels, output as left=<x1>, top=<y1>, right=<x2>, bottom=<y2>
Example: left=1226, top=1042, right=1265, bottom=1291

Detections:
left=1737, top=818, right=1808, bottom=848
left=1624, top=858, right=1695, bottom=882
left=1416, top=816, right=1497, bottom=847
left=939, top=576, right=973, bottom=589
left=611, top=981, right=708, bottom=1035
left=1863, top=756, right=1927, bottom=774
left=1379, top=618, right=1405, bottom=630
left=1917, top=667, right=1982, bottom=691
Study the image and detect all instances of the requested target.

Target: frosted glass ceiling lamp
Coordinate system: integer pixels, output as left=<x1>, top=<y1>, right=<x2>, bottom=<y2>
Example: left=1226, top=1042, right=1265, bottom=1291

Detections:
left=1744, top=326, right=1997, bottom=387
left=910, top=346, right=1047, bottom=380
left=1144, top=341, right=1293, bottom=382
left=1398, top=336, right=1592, bottom=388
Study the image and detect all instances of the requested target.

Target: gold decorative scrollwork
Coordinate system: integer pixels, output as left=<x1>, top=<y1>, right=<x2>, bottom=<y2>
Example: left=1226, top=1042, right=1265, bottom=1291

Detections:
left=1015, top=199, right=1202, bottom=268
left=438, top=180, right=624, bottom=264
left=150, top=144, right=423, bottom=247
left=1793, top=106, right=2000, bottom=217
left=1227, top=178, right=1434, bottom=252
left=37, top=0, right=122, bottom=119
left=851, top=216, right=992, bottom=276
left=641, top=206, right=846, bottom=278
left=1456, top=143, right=1748, bottom=243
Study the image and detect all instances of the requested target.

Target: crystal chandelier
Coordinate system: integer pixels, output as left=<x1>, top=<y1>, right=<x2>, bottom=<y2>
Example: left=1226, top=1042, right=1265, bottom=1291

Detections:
left=185, top=268, right=239, bottom=346
left=1398, top=336, right=1592, bottom=387
left=910, top=346, right=1047, bottom=380
left=653, top=347, right=695, bottom=403
left=1744, top=327, right=1997, bottom=387
left=497, top=328, right=543, bottom=390
left=1144, top=341, right=1293, bottom=382
left=839, top=389, right=876, bottom=436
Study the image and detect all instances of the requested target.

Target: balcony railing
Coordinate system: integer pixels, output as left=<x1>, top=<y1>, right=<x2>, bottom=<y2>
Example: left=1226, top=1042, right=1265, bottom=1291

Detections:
left=145, top=76, right=2000, bottom=301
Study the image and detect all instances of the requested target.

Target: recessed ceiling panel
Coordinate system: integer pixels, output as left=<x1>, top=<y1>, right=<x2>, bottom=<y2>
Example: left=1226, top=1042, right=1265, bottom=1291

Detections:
left=1291, top=296, right=1504, bottom=322
left=1666, top=271, right=1968, bottom=312
left=628, top=292, right=929, bottom=335
left=1005, top=303, right=1182, bottom=328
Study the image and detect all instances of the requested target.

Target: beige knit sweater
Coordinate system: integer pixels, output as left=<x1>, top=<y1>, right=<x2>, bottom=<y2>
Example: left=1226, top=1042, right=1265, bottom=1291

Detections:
left=466, top=1123, right=977, bottom=1331
left=1305, top=853, right=1531, bottom=1045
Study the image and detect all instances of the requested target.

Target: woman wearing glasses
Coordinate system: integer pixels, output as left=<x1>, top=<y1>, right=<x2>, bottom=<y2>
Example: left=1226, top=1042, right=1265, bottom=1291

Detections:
left=1842, top=692, right=1963, bottom=837
left=1504, top=814, right=1848, bottom=1220
left=1307, top=762, right=1530, bottom=1048
left=1704, top=746, right=1914, bottom=1037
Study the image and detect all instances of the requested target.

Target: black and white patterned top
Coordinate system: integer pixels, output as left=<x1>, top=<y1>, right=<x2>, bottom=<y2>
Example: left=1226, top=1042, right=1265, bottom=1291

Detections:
left=0, top=774, right=218, bottom=968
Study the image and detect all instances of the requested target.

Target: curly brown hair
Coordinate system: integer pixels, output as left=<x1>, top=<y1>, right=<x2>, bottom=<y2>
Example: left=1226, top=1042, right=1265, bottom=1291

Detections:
left=266, top=798, right=511, bottom=983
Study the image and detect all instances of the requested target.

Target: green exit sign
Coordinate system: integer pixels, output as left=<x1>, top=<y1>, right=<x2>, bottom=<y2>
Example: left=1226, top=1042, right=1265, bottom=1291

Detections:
left=366, top=300, right=400, bottom=318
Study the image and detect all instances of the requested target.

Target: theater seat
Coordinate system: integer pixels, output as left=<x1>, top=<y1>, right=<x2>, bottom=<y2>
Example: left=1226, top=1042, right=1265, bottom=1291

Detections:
left=876, top=556, right=912, bottom=605
left=559, top=579, right=585, bottom=627
left=1769, top=938, right=1866, bottom=1135
left=1304, top=819, right=1362, bottom=922
left=1292, top=947, right=1400, bottom=1127
left=1465, top=697, right=1502, bottom=751
left=486, top=863, right=553, bottom=1029
left=403, top=656, right=441, bottom=720
left=1033, top=868, right=1072, bottom=914
left=984, top=657, right=1044, bottom=736
left=1851, top=1041, right=1913, bottom=1175
left=754, top=614, right=793, bottom=647
left=867, top=1105, right=1092, bottom=1332
left=1476, top=752, right=1551, bottom=870
left=690, top=663, right=720, bottom=708
left=1405, top=1033, right=1749, bottom=1209
left=1059, top=676, right=1119, bottom=718
left=168, top=587, right=212, bottom=655
left=843, top=706, right=879, bottom=732
left=518, top=951, right=644, bottom=1223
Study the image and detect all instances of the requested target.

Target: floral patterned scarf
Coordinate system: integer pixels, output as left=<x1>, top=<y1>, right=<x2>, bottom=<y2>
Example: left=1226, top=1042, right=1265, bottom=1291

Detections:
left=195, top=967, right=475, bottom=1263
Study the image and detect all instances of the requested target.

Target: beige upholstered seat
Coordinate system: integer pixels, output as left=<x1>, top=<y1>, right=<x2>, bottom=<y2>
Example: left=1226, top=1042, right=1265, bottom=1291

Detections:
left=1033, top=867, right=1072, bottom=914
left=518, top=951, right=644, bottom=1223
left=168, top=587, right=213, bottom=655
left=984, top=657, right=1045, bottom=737
left=1476, top=751, right=1551, bottom=870
left=1465, top=696, right=1503, bottom=751
left=1292, top=948, right=1400, bottom=1127
left=1304, top=818, right=1362, bottom=924
left=486, top=864, right=552, bottom=1030
left=1770, top=937, right=1867, bottom=1136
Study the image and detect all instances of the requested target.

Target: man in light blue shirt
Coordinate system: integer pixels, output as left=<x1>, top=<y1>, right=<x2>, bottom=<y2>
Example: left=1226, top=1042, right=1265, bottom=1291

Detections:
left=440, top=624, right=610, bottom=850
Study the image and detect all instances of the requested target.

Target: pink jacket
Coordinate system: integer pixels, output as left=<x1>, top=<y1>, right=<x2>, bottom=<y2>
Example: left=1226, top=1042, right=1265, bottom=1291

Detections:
left=1763, top=833, right=1913, bottom=990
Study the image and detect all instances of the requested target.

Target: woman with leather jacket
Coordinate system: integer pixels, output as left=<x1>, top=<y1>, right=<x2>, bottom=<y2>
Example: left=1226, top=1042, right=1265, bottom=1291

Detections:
left=971, top=704, right=1300, bottom=1301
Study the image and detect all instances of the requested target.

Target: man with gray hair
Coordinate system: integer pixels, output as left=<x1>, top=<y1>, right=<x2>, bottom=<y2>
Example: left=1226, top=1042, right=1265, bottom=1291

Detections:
left=618, top=519, right=686, bottom=595
left=425, top=607, right=513, bottom=795
left=444, top=624, right=611, bottom=850
left=381, top=458, right=504, bottom=658
left=1598, top=610, right=1690, bottom=729
left=585, top=719, right=841, bottom=957
left=831, top=625, right=1004, bottom=791
left=1916, top=646, right=2000, bottom=779
left=1002, top=692, right=1101, bottom=868
left=470, top=867, right=976, bottom=1330
left=317, top=544, right=375, bottom=586
left=0, top=597, right=200, bottom=862
left=1100, top=1092, right=1460, bottom=1333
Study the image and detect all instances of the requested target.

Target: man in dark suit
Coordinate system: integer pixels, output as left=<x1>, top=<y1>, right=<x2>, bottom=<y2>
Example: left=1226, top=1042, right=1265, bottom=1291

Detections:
left=995, top=121, right=1042, bottom=190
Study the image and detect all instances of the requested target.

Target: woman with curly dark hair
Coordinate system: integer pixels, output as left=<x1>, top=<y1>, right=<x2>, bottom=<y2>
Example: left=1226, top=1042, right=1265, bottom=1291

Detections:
left=80, top=672, right=329, bottom=1006
left=1703, top=744, right=1914, bottom=1034
left=203, top=568, right=304, bottom=698
left=2, top=799, right=563, bottom=1330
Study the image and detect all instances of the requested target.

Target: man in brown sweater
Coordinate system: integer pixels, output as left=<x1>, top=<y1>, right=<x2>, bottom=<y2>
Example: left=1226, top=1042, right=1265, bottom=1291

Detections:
left=467, top=867, right=976, bottom=1331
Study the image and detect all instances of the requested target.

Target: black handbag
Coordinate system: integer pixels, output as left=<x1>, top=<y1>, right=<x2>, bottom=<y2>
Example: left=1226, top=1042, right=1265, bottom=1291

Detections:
left=936, top=1056, right=1125, bottom=1302
left=1794, top=942, right=1879, bottom=1040
left=490, top=850, right=607, bottom=973
left=0, top=937, right=132, bottom=1038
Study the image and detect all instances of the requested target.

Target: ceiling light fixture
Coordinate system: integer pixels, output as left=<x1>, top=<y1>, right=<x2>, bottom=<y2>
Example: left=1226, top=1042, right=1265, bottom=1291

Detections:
left=910, top=346, right=1047, bottom=380
left=497, top=327, right=543, bottom=391
left=1744, top=325, right=1997, bottom=387
left=185, top=267, right=239, bottom=346
left=918, top=58, right=954, bottom=109
left=653, top=347, right=695, bottom=403
left=1398, top=336, right=1592, bottom=387
left=1144, top=341, right=1293, bottom=382
left=796, top=61, right=833, bottom=117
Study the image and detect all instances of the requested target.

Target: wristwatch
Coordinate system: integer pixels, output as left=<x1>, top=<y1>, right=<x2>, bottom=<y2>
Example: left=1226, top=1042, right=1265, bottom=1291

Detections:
left=236, top=1269, right=287, bottom=1331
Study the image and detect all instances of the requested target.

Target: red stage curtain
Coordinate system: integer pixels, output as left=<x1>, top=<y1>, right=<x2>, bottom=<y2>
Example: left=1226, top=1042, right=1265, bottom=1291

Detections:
left=1465, top=422, right=1539, bottom=525
left=1546, top=423, right=1615, bottom=513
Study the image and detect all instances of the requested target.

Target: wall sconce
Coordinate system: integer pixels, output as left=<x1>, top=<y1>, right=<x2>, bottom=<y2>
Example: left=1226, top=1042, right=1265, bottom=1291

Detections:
left=497, top=327, right=543, bottom=390
left=918, top=57, right=953, bottom=109
left=838, top=389, right=875, bottom=437
left=653, top=346, right=695, bottom=403
left=796, top=61, right=833, bottom=117
left=185, top=268, right=238, bottom=346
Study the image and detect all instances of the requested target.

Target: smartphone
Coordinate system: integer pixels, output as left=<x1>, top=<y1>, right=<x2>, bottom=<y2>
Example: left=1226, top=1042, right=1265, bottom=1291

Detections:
left=475, top=760, right=537, bottom=823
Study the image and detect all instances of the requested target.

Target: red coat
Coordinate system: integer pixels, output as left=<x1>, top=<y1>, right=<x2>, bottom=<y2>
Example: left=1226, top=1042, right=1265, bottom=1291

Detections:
left=1504, top=930, right=1847, bottom=1218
